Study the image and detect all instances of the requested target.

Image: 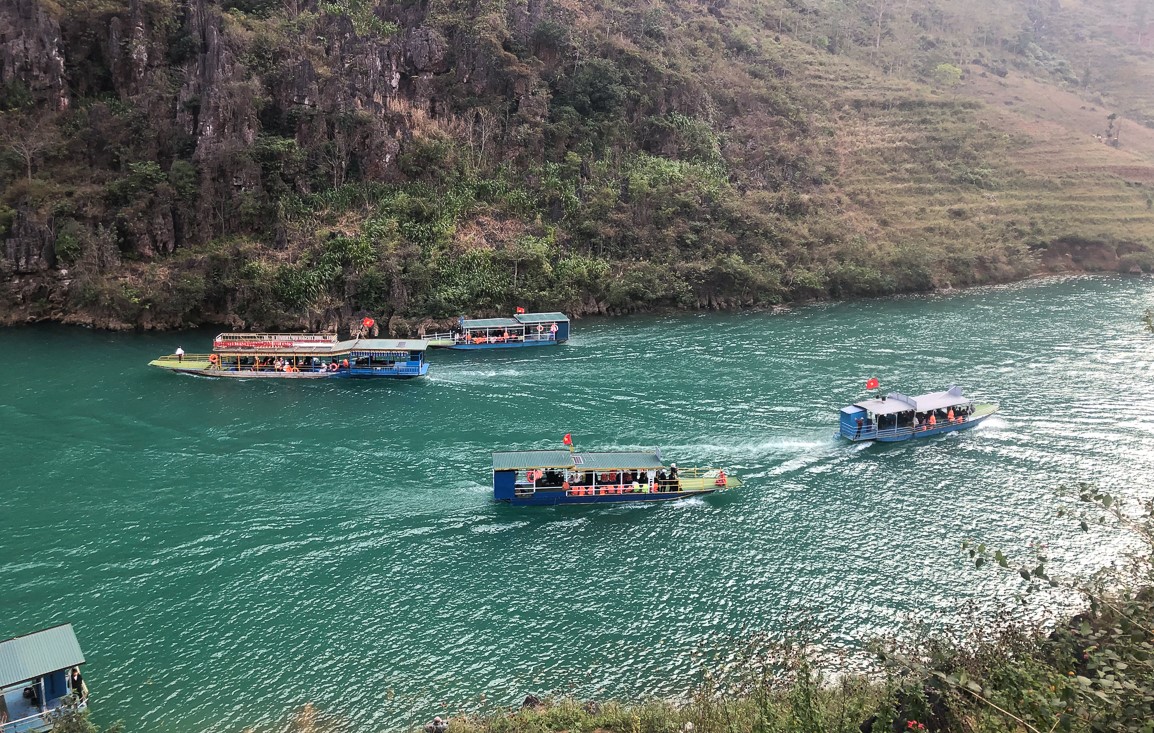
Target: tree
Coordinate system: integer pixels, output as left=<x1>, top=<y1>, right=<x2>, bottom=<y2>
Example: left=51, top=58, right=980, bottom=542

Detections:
left=0, top=111, right=61, bottom=180
left=931, top=63, right=963, bottom=89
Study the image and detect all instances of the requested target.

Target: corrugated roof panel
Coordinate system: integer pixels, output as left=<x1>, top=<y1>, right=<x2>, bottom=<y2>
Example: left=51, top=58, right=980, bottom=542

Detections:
left=493, top=450, right=667, bottom=471
left=462, top=318, right=523, bottom=329
left=572, top=452, right=664, bottom=470
left=492, top=451, right=576, bottom=470
left=352, top=338, right=429, bottom=351
left=0, top=624, right=85, bottom=688
left=514, top=312, right=570, bottom=324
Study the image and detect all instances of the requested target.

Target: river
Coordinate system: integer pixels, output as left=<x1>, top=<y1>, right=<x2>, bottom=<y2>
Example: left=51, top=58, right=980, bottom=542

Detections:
left=2, top=275, right=1153, bottom=732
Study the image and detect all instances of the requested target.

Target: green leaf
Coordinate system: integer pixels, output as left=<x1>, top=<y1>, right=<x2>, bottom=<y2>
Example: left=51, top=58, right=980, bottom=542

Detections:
left=1080, top=520, right=1089, bottom=532
left=975, top=557, right=985, bottom=569
left=1102, top=494, right=1114, bottom=508
left=1019, top=568, right=1031, bottom=581
left=995, top=550, right=1009, bottom=568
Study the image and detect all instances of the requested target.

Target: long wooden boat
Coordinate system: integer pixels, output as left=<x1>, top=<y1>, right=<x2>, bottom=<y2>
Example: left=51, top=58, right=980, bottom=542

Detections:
left=149, top=333, right=430, bottom=379
left=425, top=312, right=570, bottom=349
left=492, top=449, right=741, bottom=506
left=1, top=624, right=87, bottom=733
left=838, top=385, right=999, bottom=443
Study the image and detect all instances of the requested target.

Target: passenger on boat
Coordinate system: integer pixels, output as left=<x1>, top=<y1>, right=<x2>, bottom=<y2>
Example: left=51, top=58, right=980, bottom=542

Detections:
left=70, top=667, right=87, bottom=702
left=425, top=716, right=448, bottom=733
left=176, top=346, right=185, bottom=362
left=669, top=463, right=680, bottom=491
left=341, top=358, right=350, bottom=369
left=947, top=407, right=955, bottom=422
left=928, top=413, right=937, bottom=428
left=854, top=417, right=864, bottom=438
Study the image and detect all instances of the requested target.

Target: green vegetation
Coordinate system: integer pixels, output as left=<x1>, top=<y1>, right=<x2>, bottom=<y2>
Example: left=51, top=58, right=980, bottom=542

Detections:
left=1, top=0, right=1152, bottom=329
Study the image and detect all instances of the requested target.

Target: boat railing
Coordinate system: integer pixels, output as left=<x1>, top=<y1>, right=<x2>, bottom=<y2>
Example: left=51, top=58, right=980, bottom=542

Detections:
left=425, top=331, right=558, bottom=345
left=514, top=467, right=730, bottom=497
left=153, top=353, right=213, bottom=364
left=848, top=415, right=972, bottom=440
left=1, top=698, right=87, bottom=733
left=214, top=333, right=337, bottom=343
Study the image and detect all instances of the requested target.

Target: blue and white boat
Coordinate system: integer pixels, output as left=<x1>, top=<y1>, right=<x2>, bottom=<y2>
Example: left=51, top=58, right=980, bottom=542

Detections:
left=492, top=449, right=741, bottom=506
left=1, top=624, right=87, bottom=733
left=838, top=385, right=999, bottom=443
left=426, top=312, right=570, bottom=349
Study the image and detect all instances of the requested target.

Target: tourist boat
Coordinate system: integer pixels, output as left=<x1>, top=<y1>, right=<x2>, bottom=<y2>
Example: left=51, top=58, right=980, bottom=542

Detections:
left=425, top=312, right=570, bottom=349
left=492, top=449, right=741, bottom=506
left=1, top=624, right=87, bottom=733
left=838, top=386, right=999, bottom=443
left=149, top=333, right=430, bottom=378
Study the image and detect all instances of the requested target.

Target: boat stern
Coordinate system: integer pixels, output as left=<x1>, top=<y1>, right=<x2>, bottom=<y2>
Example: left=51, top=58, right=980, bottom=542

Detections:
left=838, top=405, right=870, bottom=441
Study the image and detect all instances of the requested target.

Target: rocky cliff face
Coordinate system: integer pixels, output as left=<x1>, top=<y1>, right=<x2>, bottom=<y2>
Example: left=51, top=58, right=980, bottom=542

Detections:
left=0, top=0, right=69, bottom=111
left=2, top=0, right=1152, bottom=329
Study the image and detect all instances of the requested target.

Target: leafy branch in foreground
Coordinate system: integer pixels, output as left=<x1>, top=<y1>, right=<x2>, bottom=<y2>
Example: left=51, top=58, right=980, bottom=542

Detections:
left=879, top=484, right=1154, bottom=733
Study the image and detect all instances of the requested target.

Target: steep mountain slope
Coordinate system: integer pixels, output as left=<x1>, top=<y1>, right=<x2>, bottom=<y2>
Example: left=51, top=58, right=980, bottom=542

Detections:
left=1, top=0, right=1152, bottom=330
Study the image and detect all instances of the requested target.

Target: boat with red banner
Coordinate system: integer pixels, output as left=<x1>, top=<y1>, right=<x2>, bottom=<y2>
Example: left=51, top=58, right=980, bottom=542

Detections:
left=149, top=332, right=430, bottom=379
left=425, top=310, right=570, bottom=349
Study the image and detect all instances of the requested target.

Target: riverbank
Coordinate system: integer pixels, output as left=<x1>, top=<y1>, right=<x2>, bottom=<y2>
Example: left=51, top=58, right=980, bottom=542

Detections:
left=1, top=246, right=1147, bottom=333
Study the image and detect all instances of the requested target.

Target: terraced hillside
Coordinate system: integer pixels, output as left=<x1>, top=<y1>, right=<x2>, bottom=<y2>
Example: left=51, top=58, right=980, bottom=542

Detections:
left=1, top=0, right=1152, bottom=330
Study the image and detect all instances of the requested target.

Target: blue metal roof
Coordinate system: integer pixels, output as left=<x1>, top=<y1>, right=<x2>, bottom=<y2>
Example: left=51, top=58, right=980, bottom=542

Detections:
left=0, top=624, right=85, bottom=688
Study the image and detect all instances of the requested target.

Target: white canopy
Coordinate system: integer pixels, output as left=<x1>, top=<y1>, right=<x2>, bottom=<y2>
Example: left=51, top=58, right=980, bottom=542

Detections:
left=855, top=386, right=969, bottom=415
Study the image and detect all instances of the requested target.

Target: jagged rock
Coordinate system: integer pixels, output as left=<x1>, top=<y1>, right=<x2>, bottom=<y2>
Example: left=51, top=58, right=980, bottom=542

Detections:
left=0, top=0, right=69, bottom=109
left=404, top=27, right=449, bottom=74
left=3, top=213, right=56, bottom=273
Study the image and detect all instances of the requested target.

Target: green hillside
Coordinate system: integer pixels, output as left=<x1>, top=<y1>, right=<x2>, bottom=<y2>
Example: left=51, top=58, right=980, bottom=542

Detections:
left=1, top=0, right=1152, bottom=330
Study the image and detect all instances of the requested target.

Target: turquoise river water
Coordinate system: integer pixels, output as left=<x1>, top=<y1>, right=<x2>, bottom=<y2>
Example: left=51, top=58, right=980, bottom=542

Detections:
left=2, top=275, right=1154, bottom=733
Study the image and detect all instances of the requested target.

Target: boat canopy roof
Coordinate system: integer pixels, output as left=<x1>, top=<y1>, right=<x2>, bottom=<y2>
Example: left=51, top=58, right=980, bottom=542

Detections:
left=514, top=312, right=570, bottom=324
left=214, top=335, right=427, bottom=354
left=853, top=385, right=970, bottom=415
left=462, top=317, right=522, bottom=329
left=335, top=338, right=429, bottom=353
left=493, top=450, right=665, bottom=471
left=0, top=624, right=85, bottom=688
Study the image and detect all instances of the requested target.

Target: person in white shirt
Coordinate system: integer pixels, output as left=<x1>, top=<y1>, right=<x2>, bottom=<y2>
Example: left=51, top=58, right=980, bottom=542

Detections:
left=175, top=346, right=185, bottom=362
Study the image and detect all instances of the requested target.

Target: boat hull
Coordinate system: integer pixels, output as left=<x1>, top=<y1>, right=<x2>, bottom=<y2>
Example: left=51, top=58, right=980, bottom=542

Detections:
left=149, top=363, right=429, bottom=379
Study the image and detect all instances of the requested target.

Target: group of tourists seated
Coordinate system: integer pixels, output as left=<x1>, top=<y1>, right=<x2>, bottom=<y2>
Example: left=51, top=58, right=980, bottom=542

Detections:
left=522, top=467, right=682, bottom=494
left=912, top=404, right=972, bottom=430
left=455, top=329, right=526, bottom=345
left=234, top=356, right=349, bottom=372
